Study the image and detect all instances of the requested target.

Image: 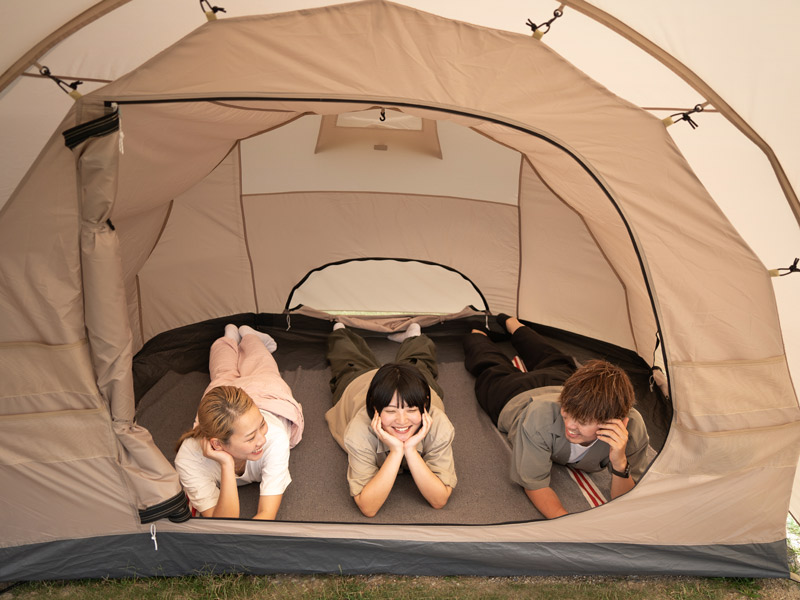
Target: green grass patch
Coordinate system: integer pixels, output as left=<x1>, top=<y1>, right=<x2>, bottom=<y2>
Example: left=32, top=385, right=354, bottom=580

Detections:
left=3, top=574, right=799, bottom=600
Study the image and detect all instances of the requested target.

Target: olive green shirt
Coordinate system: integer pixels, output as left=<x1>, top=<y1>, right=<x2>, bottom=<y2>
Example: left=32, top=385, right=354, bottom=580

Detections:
left=497, top=386, right=649, bottom=491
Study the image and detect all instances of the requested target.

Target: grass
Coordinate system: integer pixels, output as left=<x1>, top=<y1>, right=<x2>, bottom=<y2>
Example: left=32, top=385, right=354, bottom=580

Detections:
left=788, top=515, right=800, bottom=574
left=3, top=574, right=799, bottom=600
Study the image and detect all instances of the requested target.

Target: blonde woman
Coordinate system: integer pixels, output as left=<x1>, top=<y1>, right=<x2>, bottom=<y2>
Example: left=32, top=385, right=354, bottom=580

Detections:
left=175, top=324, right=303, bottom=520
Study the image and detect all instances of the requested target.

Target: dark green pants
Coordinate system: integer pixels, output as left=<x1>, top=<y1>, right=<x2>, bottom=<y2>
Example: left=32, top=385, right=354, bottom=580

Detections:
left=327, top=328, right=442, bottom=405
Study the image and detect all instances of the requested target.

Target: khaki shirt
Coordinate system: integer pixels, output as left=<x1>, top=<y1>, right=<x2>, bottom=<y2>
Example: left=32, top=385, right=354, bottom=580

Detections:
left=498, top=387, right=649, bottom=491
left=325, top=369, right=457, bottom=496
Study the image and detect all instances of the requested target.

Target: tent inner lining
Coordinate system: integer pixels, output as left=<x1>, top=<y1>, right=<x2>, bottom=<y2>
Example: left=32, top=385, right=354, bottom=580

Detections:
left=110, top=96, right=667, bottom=384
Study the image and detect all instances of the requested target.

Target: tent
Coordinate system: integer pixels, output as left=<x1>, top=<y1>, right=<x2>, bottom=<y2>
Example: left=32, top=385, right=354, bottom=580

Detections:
left=1, top=0, right=799, bottom=580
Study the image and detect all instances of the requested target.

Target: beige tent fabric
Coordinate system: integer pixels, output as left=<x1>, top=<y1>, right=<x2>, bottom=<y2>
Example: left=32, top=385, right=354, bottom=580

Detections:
left=77, top=128, right=128, bottom=416
left=72, top=121, right=185, bottom=510
left=517, top=158, right=635, bottom=351
left=0, top=109, right=83, bottom=345
left=118, top=201, right=171, bottom=350
left=0, top=340, right=101, bottom=413
left=671, top=357, right=798, bottom=432
left=112, top=102, right=301, bottom=219
left=0, top=0, right=797, bottom=555
left=244, top=190, right=519, bottom=319
left=136, top=150, right=257, bottom=342
left=242, top=114, right=523, bottom=206
left=0, top=339, right=144, bottom=547
left=479, top=119, right=659, bottom=358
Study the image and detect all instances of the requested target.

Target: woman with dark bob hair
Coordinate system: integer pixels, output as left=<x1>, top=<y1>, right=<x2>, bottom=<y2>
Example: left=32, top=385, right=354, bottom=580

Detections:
left=325, top=322, right=456, bottom=517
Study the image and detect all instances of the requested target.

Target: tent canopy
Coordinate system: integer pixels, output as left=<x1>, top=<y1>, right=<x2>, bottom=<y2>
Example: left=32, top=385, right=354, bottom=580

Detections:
left=3, top=0, right=798, bottom=373
left=1, top=0, right=799, bottom=579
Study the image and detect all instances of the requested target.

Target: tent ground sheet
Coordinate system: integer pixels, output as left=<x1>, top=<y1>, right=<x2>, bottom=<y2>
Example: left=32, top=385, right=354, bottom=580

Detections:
left=135, top=317, right=667, bottom=524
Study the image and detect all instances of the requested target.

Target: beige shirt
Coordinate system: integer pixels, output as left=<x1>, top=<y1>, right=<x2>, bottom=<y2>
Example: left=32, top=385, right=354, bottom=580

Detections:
left=325, top=369, right=457, bottom=496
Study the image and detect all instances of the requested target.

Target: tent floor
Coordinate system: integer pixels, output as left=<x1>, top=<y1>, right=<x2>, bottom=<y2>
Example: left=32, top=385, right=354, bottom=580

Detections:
left=135, top=315, right=669, bottom=524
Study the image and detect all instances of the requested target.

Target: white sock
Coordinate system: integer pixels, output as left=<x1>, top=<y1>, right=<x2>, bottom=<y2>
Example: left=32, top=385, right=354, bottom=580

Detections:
left=224, top=324, right=241, bottom=343
left=239, top=325, right=277, bottom=353
left=333, top=322, right=346, bottom=331
left=388, top=322, right=421, bottom=343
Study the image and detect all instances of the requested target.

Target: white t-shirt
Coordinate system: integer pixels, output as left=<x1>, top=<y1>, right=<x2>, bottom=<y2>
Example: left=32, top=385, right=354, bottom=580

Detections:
left=568, top=439, right=597, bottom=464
left=174, top=410, right=292, bottom=513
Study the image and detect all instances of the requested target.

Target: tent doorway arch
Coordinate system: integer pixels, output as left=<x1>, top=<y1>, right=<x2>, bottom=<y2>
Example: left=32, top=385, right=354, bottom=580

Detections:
left=284, top=257, right=490, bottom=316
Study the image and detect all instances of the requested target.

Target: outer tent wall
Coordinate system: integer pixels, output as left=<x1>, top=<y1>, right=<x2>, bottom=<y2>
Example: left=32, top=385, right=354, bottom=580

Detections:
left=0, top=0, right=799, bottom=579
left=0, top=107, right=189, bottom=552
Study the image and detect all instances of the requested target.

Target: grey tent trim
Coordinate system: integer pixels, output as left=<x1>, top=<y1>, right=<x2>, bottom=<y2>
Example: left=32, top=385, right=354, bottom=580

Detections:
left=0, top=533, right=788, bottom=580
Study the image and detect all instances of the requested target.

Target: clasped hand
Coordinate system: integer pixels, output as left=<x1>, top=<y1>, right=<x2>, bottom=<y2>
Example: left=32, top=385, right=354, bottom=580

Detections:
left=371, top=410, right=432, bottom=454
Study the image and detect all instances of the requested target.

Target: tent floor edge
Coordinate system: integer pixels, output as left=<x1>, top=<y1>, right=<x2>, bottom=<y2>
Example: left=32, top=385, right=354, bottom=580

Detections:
left=0, top=534, right=789, bottom=580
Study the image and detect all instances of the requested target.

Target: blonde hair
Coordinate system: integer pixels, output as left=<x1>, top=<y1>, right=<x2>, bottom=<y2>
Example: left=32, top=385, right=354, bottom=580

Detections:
left=175, top=386, right=255, bottom=451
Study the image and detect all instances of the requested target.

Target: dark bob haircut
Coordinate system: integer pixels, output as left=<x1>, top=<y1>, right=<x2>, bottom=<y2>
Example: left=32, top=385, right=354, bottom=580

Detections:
left=365, top=363, right=431, bottom=418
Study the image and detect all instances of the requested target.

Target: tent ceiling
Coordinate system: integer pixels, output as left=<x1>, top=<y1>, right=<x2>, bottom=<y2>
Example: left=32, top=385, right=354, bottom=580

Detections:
left=241, top=115, right=521, bottom=204
left=2, top=0, right=797, bottom=353
left=2, top=0, right=797, bottom=385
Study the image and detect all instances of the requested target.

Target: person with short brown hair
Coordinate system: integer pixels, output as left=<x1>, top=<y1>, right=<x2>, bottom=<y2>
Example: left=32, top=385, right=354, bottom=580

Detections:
left=463, top=315, right=649, bottom=519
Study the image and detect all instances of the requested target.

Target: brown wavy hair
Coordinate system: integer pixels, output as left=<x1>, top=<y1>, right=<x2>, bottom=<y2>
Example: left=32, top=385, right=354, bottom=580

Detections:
left=559, top=359, right=635, bottom=423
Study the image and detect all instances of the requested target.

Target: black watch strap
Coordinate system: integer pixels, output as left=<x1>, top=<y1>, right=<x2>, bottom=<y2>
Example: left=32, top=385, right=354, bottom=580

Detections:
left=609, top=462, right=631, bottom=478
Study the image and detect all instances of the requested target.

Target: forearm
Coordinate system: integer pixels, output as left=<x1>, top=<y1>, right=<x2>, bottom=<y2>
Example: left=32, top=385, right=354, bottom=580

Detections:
left=608, top=449, right=637, bottom=499
left=609, top=468, right=636, bottom=499
left=354, top=451, right=403, bottom=517
left=208, top=465, right=240, bottom=518
left=404, top=449, right=452, bottom=509
left=525, top=486, right=568, bottom=519
left=254, top=494, right=283, bottom=520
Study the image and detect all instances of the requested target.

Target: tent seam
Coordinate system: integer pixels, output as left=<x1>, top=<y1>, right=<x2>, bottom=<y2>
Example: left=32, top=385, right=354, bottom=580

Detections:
left=237, top=144, right=260, bottom=313
left=240, top=189, right=518, bottom=208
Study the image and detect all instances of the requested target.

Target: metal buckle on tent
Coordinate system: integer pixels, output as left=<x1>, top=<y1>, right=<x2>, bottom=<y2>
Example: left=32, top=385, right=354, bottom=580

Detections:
left=769, top=257, right=799, bottom=277
left=37, top=65, right=83, bottom=100
left=663, top=103, right=708, bottom=128
left=150, top=524, right=158, bottom=551
left=526, top=4, right=565, bottom=40
left=200, top=0, right=226, bottom=21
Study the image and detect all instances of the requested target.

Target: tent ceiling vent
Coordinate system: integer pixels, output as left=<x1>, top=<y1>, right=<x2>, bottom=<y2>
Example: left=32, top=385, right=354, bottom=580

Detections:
left=315, top=108, right=442, bottom=158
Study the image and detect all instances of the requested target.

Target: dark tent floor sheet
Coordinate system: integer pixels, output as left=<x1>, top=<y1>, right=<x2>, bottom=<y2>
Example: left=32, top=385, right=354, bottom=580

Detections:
left=134, top=314, right=669, bottom=525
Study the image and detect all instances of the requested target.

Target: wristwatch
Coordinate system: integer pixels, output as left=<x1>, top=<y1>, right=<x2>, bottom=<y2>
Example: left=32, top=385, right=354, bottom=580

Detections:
left=609, top=462, right=631, bottom=478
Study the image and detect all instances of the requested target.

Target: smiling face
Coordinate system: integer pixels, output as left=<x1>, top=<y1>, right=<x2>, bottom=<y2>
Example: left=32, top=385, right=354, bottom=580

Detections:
left=560, top=407, right=601, bottom=446
left=379, top=392, right=423, bottom=442
left=220, top=405, right=268, bottom=461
